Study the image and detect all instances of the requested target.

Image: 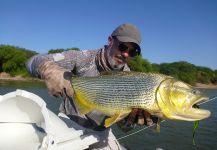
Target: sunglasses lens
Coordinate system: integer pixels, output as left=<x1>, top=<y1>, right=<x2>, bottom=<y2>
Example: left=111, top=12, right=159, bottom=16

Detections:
left=118, top=43, right=128, bottom=52
left=129, top=49, right=139, bottom=57
left=118, top=43, right=139, bottom=57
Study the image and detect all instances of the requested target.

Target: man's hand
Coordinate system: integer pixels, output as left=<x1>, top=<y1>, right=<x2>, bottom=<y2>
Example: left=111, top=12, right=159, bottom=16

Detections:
left=38, top=61, right=74, bottom=98
left=117, top=108, right=159, bottom=132
left=128, top=108, right=157, bottom=126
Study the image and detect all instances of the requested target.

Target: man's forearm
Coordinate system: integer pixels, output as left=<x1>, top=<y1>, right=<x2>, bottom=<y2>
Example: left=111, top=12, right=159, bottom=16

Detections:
left=26, top=51, right=78, bottom=78
left=26, top=54, right=50, bottom=78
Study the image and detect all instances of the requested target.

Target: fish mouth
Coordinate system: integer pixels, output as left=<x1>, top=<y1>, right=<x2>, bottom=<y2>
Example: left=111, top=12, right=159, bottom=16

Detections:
left=180, top=96, right=211, bottom=121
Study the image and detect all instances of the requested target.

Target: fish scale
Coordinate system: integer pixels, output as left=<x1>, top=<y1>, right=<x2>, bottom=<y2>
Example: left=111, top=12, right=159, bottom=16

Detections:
left=72, top=72, right=167, bottom=110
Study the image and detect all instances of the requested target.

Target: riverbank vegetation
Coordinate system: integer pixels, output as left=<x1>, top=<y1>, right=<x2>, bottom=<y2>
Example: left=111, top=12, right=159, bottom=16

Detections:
left=1, top=44, right=217, bottom=86
left=128, top=56, right=217, bottom=85
left=0, top=45, right=38, bottom=76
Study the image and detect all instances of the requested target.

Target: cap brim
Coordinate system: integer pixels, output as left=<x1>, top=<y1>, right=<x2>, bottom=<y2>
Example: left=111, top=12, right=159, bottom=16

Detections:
left=116, top=36, right=141, bottom=55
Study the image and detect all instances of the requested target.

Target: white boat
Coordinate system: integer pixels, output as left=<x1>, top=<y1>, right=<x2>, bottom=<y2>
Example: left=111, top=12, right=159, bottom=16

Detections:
left=0, top=89, right=99, bottom=150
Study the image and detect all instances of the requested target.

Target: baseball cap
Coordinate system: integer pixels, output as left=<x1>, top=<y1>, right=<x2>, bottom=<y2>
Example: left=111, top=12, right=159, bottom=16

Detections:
left=111, top=23, right=141, bottom=53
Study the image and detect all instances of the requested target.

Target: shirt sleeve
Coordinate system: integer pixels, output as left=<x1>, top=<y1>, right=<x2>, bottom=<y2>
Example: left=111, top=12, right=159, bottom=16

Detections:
left=26, top=50, right=80, bottom=77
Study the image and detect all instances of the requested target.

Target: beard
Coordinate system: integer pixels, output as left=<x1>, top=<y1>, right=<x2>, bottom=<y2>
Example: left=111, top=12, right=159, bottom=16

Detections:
left=107, top=52, right=125, bottom=70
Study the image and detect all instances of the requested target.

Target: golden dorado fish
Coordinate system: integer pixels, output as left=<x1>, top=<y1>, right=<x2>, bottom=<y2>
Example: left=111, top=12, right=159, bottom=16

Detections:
left=71, top=72, right=211, bottom=127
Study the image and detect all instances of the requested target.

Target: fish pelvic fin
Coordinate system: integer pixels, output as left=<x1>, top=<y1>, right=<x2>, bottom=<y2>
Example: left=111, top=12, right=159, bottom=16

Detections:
left=105, top=113, right=121, bottom=128
left=104, top=112, right=129, bottom=128
left=152, top=118, right=162, bottom=133
left=155, top=121, right=161, bottom=133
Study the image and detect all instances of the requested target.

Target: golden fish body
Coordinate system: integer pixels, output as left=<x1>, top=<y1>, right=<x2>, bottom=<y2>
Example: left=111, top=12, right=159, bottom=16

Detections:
left=72, top=72, right=211, bottom=127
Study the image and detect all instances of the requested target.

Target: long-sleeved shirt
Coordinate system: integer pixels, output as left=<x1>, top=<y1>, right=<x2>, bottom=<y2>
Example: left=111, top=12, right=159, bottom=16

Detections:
left=26, top=47, right=130, bottom=130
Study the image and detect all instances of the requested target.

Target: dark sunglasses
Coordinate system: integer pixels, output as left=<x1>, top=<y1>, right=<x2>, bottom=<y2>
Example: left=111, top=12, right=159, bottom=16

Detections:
left=118, top=43, right=140, bottom=57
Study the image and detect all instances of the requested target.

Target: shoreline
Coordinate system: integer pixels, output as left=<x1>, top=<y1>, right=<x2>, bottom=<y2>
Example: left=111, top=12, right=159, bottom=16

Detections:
left=1, top=76, right=217, bottom=89
left=0, top=72, right=43, bottom=82
left=194, top=83, right=217, bottom=89
left=0, top=77, right=43, bottom=82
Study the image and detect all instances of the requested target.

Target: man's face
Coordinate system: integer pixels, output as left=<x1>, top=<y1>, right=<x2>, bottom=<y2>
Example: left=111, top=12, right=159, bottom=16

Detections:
left=106, top=37, right=139, bottom=70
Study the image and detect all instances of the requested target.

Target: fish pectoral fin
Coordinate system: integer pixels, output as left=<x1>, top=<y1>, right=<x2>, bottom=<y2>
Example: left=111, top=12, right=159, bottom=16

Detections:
left=105, top=113, right=122, bottom=128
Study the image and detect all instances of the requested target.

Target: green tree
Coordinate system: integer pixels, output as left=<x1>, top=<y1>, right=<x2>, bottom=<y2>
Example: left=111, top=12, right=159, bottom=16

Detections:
left=159, top=63, right=178, bottom=77
left=127, top=55, right=152, bottom=72
left=48, top=47, right=80, bottom=54
left=211, top=70, right=217, bottom=84
left=48, top=49, right=65, bottom=54
left=67, top=47, right=80, bottom=51
left=196, top=66, right=214, bottom=84
left=0, top=45, right=37, bottom=76
left=151, top=63, right=160, bottom=73
left=159, top=61, right=197, bottom=85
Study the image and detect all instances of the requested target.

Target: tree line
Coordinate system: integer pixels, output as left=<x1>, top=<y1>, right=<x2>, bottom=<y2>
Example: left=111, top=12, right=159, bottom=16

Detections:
left=128, top=55, right=217, bottom=85
left=0, top=45, right=38, bottom=76
left=0, top=45, right=216, bottom=85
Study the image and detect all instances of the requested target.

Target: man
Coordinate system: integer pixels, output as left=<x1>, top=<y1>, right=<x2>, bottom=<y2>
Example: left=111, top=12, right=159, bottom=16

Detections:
left=27, top=23, right=156, bottom=149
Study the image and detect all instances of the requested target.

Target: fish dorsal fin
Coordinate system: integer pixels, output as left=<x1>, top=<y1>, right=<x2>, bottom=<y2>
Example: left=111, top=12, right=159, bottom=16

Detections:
left=100, top=71, right=167, bottom=78
left=99, top=71, right=142, bottom=77
left=99, top=71, right=127, bottom=76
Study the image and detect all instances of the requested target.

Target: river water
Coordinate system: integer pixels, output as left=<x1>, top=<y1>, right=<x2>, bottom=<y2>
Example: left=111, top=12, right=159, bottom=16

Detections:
left=0, top=80, right=217, bottom=150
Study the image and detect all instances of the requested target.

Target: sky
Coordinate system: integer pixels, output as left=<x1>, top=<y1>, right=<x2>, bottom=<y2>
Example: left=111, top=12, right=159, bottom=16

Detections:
left=1, top=0, right=217, bottom=70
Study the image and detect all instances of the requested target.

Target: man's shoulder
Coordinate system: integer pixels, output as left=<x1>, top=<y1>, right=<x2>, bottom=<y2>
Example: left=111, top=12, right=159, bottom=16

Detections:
left=80, top=49, right=99, bottom=56
left=65, top=49, right=99, bottom=57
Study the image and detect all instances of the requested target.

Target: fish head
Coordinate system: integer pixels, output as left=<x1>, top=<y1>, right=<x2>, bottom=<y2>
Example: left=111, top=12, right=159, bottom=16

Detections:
left=156, top=78, right=211, bottom=121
